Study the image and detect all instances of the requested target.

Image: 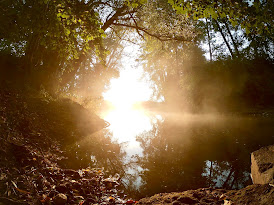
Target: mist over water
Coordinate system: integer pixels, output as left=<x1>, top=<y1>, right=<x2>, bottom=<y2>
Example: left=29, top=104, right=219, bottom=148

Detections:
left=98, top=39, right=274, bottom=198
left=98, top=56, right=274, bottom=198
left=101, top=99, right=274, bottom=197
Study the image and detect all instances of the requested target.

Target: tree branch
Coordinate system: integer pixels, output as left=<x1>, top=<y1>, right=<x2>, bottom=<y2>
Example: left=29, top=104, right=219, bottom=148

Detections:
left=130, top=13, right=145, bottom=40
left=111, top=26, right=142, bottom=45
left=112, top=23, right=192, bottom=42
left=101, top=5, right=128, bottom=31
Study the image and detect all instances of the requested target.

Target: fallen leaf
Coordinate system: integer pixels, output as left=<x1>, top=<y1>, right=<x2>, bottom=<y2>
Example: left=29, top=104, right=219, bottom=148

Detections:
left=16, top=188, right=30, bottom=195
left=11, top=180, right=18, bottom=188
left=126, top=200, right=136, bottom=204
left=78, top=200, right=85, bottom=205
left=0, top=173, right=7, bottom=180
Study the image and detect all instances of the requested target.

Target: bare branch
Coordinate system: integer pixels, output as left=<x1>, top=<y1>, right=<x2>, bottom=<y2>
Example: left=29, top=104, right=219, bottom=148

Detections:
left=130, top=13, right=145, bottom=40
left=105, top=11, right=115, bottom=22
left=111, top=26, right=142, bottom=45
left=112, top=23, right=192, bottom=42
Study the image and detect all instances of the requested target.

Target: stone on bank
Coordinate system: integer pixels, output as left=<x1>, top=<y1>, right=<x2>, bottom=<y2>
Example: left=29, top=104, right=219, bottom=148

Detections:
left=251, top=144, right=274, bottom=184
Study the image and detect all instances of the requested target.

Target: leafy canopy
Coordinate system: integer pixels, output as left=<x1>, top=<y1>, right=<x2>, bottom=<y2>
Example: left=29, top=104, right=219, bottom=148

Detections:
left=168, top=0, right=273, bottom=36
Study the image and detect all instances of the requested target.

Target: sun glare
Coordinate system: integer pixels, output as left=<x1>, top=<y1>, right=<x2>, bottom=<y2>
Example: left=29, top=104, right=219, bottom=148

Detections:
left=103, top=68, right=152, bottom=110
left=102, top=68, right=153, bottom=145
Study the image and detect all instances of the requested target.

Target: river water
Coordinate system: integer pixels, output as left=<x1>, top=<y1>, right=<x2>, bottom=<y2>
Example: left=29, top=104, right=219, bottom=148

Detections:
left=102, top=108, right=274, bottom=198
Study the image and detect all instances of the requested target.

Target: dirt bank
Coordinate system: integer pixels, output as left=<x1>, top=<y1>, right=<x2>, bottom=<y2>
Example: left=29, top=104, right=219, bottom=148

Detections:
left=137, top=184, right=274, bottom=205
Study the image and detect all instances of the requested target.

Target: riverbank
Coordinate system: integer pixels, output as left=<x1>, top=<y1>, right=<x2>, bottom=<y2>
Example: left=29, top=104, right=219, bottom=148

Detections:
left=0, top=89, right=128, bottom=204
left=137, top=184, right=274, bottom=204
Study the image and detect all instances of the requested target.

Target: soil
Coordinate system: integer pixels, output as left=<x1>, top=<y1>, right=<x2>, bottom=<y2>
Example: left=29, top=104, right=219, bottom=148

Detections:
left=137, top=184, right=274, bottom=205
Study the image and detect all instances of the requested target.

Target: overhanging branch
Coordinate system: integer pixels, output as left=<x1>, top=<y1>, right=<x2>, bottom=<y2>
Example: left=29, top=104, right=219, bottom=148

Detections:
left=112, top=23, right=192, bottom=42
left=101, top=5, right=128, bottom=31
left=130, top=13, right=145, bottom=40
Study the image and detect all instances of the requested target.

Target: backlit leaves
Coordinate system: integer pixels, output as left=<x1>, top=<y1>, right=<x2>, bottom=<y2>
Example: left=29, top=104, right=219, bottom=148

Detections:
left=168, top=0, right=273, bottom=37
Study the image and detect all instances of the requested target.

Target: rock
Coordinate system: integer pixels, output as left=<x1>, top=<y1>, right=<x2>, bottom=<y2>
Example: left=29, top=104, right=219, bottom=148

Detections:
left=251, top=145, right=274, bottom=184
left=53, top=193, right=67, bottom=205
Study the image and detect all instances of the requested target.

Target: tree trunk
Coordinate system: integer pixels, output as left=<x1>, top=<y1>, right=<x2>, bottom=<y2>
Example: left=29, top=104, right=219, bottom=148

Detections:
left=223, top=20, right=240, bottom=58
left=222, top=167, right=234, bottom=188
left=214, top=19, right=235, bottom=59
left=206, top=18, right=213, bottom=61
left=209, top=160, right=213, bottom=186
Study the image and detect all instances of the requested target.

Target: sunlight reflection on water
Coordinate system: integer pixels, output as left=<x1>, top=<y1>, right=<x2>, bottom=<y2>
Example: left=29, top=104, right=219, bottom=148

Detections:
left=103, top=107, right=153, bottom=157
left=102, top=66, right=156, bottom=157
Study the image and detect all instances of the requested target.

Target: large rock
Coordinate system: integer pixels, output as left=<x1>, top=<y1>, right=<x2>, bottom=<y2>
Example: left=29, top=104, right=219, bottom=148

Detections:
left=251, top=145, right=274, bottom=184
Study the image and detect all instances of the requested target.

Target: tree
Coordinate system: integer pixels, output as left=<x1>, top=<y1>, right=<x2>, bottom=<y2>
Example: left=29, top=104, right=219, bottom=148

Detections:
left=169, top=0, right=273, bottom=36
left=140, top=34, right=206, bottom=111
left=1, top=0, right=104, bottom=92
left=0, top=0, right=199, bottom=99
left=169, top=0, right=273, bottom=60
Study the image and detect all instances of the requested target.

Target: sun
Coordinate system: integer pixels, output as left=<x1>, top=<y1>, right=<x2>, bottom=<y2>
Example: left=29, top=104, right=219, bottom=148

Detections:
left=103, top=68, right=152, bottom=111
left=101, top=68, right=153, bottom=143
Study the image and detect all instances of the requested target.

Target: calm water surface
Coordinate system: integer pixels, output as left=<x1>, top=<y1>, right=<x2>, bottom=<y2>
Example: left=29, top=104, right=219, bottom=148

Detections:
left=103, top=109, right=274, bottom=197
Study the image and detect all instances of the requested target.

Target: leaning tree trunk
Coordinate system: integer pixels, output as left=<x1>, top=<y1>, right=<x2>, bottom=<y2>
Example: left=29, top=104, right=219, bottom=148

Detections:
left=223, top=20, right=240, bottom=58
left=214, top=19, right=235, bottom=59
left=206, top=18, right=213, bottom=61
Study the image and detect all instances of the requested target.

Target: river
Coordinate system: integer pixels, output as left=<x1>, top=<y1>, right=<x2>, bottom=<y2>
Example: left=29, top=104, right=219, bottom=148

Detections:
left=101, top=107, right=274, bottom=198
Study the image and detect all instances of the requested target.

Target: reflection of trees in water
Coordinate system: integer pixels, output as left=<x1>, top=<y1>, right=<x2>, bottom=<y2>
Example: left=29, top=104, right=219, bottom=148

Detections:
left=132, top=114, right=274, bottom=198
left=60, top=129, right=127, bottom=178
left=204, top=160, right=250, bottom=190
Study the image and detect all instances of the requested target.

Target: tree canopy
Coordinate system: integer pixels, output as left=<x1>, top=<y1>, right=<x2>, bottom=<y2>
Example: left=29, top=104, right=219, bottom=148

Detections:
left=0, top=0, right=273, bottom=104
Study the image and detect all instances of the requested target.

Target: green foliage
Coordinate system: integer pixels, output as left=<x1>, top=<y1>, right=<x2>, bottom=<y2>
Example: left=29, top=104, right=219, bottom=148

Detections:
left=1, top=0, right=102, bottom=59
left=126, top=0, right=147, bottom=8
left=135, top=0, right=197, bottom=42
left=169, top=0, right=273, bottom=38
left=1, top=0, right=272, bottom=98
left=0, top=0, right=123, bottom=96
